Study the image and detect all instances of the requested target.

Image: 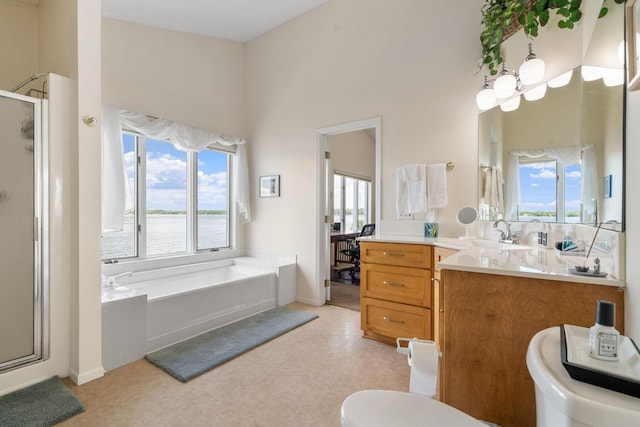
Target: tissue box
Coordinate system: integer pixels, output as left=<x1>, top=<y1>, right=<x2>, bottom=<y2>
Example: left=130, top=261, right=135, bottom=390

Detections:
left=424, top=223, right=438, bottom=238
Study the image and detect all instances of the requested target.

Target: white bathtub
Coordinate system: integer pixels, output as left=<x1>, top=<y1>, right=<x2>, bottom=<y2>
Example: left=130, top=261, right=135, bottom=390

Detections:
left=104, top=257, right=295, bottom=357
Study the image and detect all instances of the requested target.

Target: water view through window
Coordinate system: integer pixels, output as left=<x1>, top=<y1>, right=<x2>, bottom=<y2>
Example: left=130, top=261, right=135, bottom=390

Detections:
left=101, top=134, right=230, bottom=260
left=518, top=160, right=581, bottom=223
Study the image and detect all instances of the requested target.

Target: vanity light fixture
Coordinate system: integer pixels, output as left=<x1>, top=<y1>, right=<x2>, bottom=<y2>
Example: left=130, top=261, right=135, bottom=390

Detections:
left=518, top=43, right=546, bottom=85
left=547, top=70, right=573, bottom=88
left=581, top=65, right=604, bottom=82
left=476, top=76, right=497, bottom=110
left=499, top=94, right=521, bottom=112
left=523, top=83, right=547, bottom=101
left=476, top=43, right=544, bottom=110
left=493, top=64, right=520, bottom=98
left=603, top=68, right=624, bottom=87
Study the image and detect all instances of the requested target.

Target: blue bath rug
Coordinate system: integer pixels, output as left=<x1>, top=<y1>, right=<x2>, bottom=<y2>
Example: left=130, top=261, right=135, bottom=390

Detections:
left=0, top=376, right=85, bottom=427
left=145, top=306, right=318, bottom=382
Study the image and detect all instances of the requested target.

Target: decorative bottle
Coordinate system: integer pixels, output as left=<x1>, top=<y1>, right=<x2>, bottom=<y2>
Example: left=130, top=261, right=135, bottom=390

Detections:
left=589, top=300, right=619, bottom=361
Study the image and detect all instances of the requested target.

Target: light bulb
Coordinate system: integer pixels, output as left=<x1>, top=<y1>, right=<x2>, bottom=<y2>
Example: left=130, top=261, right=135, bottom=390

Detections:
left=476, top=88, right=497, bottom=110
left=500, top=95, right=521, bottom=112
left=603, top=68, right=624, bottom=87
left=582, top=65, right=604, bottom=81
left=548, top=70, right=573, bottom=88
left=519, top=57, right=546, bottom=85
left=618, top=40, right=626, bottom=65
left=494, top=73, right=517, bottom=98
left=523, top=84, right=547, bottom=101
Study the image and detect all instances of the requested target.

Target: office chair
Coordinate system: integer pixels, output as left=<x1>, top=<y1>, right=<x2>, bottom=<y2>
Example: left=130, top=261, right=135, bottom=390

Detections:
left=340, top=224, right=375, bottom=284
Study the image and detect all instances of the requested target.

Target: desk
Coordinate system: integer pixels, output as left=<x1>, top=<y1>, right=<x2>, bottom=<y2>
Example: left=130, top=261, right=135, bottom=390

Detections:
left=331, top=231, right=358, bottom=266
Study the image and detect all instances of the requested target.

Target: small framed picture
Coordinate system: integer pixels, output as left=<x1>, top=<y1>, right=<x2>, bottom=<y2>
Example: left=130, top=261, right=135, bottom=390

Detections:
left=604, top=175, right=612, bottom=199
left=627, top=0, right=640, bottom=91
left=259, top=175, right=280, bottom=198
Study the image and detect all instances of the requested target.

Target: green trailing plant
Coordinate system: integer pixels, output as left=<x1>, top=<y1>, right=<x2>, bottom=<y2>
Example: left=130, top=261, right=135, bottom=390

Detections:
left=480, top=0, right=625, bottom=76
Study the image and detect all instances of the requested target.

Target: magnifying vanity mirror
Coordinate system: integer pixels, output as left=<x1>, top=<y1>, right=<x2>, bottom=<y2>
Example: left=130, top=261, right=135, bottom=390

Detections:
left=457, top=206, right=478, bottom=239
left=478, top=2, right=625, bottom=232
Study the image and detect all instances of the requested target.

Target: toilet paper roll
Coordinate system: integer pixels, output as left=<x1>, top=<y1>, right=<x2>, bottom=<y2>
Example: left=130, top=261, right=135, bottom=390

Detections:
left=408, top=340, right=439, bottom=397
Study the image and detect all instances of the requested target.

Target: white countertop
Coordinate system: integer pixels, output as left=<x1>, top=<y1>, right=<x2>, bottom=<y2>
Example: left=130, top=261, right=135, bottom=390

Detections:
left=358, top=235, right=625, bottom=288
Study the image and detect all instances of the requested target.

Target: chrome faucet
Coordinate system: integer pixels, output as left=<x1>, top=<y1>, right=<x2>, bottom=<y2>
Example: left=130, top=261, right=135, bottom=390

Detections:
left=493, top=219, right=520, bottom=244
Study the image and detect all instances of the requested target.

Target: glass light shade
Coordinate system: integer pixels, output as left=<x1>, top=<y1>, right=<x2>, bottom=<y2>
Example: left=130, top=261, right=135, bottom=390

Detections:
left=603, top=68, right=624, bottom=87
left=618, top=40, right=626, bottom=65
left=523, top=84, right=547, bottom=101
left=494, top=73, right=517, bottom=98
left=547, top=70, right=573, bottom=88
left=581, top=65, right=604, bottom=81
left=476, top=88, right=497, bottom=110
left=499, top=95, right=521, bottom=112
left=519, top=58, right=546, bottom=85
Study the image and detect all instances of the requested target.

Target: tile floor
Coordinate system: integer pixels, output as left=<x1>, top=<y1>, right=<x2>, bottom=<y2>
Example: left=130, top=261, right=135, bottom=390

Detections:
left=60, top=303, right=409, bottom=427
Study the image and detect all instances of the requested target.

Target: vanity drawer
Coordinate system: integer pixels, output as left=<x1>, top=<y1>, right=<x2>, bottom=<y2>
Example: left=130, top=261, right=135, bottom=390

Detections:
left=360, top=242, right=432, bottom=269
left=360, top=263, right=432, bottom=307
left=361, top=297, right=431, bottom=341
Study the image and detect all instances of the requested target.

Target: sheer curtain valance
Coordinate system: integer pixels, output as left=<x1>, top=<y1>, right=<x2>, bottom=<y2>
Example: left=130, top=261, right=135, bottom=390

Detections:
left=101, top=105, right=251, bottom=234
left=504, top=145, right=596, bottom=222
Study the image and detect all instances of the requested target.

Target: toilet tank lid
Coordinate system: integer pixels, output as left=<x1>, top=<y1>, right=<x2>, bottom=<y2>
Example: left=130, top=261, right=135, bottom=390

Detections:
left=526, top=327, right=640, bottom=426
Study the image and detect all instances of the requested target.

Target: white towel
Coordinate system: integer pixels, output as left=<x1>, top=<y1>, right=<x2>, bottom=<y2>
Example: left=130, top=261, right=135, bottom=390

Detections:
left=481, top=166, right=505, bottom=217
left=426, top=164, right=448, bottom=208
left=396, top=164, right=427, bottom=216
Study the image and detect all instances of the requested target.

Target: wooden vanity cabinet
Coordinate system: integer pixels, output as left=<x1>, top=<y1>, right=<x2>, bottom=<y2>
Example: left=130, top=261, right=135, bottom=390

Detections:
left=359, top=242, right=433, bottom=345
left=439, top=269, right=625, bottom=427
left=432, top=246, right=458, bottom=396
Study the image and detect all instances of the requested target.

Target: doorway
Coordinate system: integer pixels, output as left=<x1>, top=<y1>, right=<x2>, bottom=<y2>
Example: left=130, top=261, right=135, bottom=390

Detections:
left=315, top=117, right=381, bottom=307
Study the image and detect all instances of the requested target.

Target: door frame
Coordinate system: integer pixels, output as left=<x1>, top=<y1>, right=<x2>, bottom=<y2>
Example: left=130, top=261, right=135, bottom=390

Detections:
left=315, top=117, right=381, bottom=306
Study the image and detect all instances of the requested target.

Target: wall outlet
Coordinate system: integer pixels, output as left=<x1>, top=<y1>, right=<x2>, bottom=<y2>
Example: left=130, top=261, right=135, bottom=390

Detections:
left=398, top=213, right=414, bottom=220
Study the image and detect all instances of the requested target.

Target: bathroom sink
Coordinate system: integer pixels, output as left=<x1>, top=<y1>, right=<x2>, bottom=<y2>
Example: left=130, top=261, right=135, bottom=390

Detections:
left=471, top=240, right=532, bottom=251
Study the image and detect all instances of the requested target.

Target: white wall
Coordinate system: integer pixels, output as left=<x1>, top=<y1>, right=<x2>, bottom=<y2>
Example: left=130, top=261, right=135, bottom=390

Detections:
left=101, top=18, right=247, bottom=138
left=245, top=0, right=485, bottom=304
left=0, top=0, right=38, bottom=91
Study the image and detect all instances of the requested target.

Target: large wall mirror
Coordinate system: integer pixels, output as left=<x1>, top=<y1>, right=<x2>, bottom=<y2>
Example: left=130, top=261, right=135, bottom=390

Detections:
left=478, top=2, right=624, bottom=232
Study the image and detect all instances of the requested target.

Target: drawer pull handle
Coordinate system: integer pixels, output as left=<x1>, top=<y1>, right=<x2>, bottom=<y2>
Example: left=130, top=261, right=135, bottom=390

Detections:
left=383, top=281, right=405, bottom=287
left=383, top=252, right=405, bottom=257
left=383, top=316, right=405, bottom=324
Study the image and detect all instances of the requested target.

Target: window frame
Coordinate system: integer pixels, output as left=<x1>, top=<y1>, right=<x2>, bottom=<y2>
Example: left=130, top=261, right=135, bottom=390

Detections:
left=517, top=156, right=580, bottom=223
left=101, top=131, right=235, bottom=264
left=333, top=172, right=372, bottom=233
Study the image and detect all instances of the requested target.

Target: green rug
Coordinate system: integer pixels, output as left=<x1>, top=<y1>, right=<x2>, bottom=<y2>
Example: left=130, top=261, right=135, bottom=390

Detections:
left=0, top=376, right=84, bottom=427
left=145, top=306, right=318, bottom=382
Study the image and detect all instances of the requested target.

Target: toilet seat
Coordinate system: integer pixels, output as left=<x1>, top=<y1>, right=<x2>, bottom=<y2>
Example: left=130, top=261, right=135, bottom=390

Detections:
left=341, top=390, right=488, bottom=427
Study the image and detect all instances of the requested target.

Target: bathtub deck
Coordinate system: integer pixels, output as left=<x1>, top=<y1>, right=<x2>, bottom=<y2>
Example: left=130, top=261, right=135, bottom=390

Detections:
left=101, top=258, right=295, bottom=370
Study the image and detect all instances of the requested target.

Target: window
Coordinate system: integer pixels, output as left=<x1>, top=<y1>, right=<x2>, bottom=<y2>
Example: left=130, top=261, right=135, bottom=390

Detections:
left=518, top=158, right=581, bottom=223
left=333, top=173, right=371, bottom=233
left=101, top=132, right=231, bottom=260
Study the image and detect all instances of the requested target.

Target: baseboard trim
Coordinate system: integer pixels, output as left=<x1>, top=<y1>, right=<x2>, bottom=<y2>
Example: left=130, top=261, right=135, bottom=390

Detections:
left=68, top=366, right=104, bottom=385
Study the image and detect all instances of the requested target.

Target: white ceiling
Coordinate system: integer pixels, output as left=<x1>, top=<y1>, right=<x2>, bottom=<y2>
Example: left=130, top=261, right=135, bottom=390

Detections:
left=101, top=0, right=328, bottom=43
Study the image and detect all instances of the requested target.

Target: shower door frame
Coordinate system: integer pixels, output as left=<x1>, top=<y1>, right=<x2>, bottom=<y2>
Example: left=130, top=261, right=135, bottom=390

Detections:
left=0, top=89, right=49, bottom=373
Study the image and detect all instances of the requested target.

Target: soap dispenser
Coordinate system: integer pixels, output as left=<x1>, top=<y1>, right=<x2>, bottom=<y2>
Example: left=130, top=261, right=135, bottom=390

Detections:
left=588, top=300, right=619, bottom=361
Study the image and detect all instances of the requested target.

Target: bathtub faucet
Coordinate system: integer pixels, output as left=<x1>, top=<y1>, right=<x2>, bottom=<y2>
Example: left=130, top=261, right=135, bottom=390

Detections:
left=101, top=271, right=133, bottom=288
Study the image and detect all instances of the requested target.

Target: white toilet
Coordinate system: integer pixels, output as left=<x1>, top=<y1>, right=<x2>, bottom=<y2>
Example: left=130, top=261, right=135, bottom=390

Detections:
left=340, top=339, right=491, bottom=427
left=526, top=326, right=640, bottom=426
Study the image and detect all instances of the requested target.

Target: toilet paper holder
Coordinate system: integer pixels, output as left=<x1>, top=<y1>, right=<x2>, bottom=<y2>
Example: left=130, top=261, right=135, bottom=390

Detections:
left=396, top=337, right=442, bottom=358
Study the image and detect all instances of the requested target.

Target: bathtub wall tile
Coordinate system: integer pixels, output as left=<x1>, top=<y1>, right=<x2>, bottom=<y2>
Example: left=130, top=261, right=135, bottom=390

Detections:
left=101, top=294, right=147, bottom=372
left=277, top=264, right=297, bottom=305
left=233, top=256, right=298, bottom=305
